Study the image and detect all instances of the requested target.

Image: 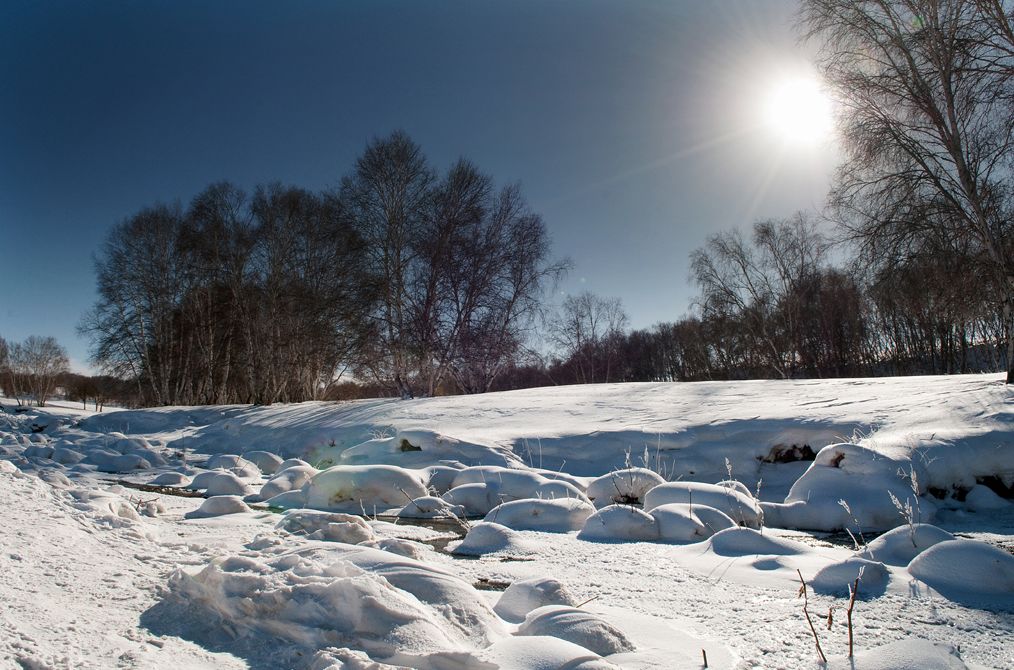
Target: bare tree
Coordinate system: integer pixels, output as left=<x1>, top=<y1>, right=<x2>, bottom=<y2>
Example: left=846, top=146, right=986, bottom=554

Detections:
left=14, top=336, right=70, bottom=407
left=800, top=0, right=1014, bottom=382
left=690, top=214, right=829, bottom=378
left=548, top=292, right=630, bottom=383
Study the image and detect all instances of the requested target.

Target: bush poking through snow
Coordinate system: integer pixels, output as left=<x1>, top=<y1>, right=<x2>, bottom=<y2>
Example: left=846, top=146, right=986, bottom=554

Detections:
left=585, top=468, right=665, bottom=508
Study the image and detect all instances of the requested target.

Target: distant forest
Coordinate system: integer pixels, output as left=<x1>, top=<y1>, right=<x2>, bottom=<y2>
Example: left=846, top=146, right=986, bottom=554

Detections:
left=8, top=0, right=1008, bottom=407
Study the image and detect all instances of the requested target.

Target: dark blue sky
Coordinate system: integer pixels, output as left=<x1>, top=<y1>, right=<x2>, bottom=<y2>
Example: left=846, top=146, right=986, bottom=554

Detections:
left=0, top=0, right=839, bottom=372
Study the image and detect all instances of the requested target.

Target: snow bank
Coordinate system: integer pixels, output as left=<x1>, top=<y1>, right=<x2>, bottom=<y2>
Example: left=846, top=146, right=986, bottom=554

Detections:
left=585, top=468, right=665, bottom=508
left=483, top=497, right=595, bottom=532
left=765, top=443, right=937, bottom=532
left=578, top=505, right=659, bottom=542
left=474, top=636, right=620, bottom=670
left=642, top=482, right=763, bottom=528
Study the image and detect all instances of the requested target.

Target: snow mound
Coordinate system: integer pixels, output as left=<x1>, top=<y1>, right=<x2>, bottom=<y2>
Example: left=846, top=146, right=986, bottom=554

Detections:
left=277, top=457, right=312, bottom=471
left=83, top=451, right=152, bottom=473
left=586, top=468, right=665, bottom=508
left=168, top=546, right=503, bottom=663
left=452, top=522, right=526, bottom=556
left=771, top=443, right=937, bottom=532
left=642, top=482, right=762, bottom=528
left=494, top=577, right=578, bottom=623
left=964, top=484, right=1011, bottom=511
left=577, top=505, right=659, bottom=542
left=908, top=539, right=1014, bottom=602
left=811, top=557, right=890, bottom=597
left=422, top=464, right=463, bottom=494
left=649, top=504, right=711, bottom=543
left=184, top=495, right=251, bottom=519
left=248, top=464, right=318, bottom=503
left=297, top=465, right=428, bottom=513
left=397, top=495, right=465, bottom=519
left=856, top=524, right=955, bottom=566
left=149, top=471, right=191, bottom=487
left=242, top=450, right=284, bottom=474
left=517, top=605, right=635, bottom=656
left=441, top=482, right=504, bottom=517
left=276, top=510, right=376, bottom=544
left=484, top=497, right=595, bottom=532
left=705, top=527, right=804, bottom=556
left=203, top=472, right=255, bottom=497
left=826, top=639, right=967, bottom=669
left=475, top=636, right=619, bottom=670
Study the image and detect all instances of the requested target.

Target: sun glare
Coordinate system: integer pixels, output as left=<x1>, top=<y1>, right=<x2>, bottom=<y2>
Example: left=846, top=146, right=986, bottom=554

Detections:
left=763, top=75, right=834, bottom=147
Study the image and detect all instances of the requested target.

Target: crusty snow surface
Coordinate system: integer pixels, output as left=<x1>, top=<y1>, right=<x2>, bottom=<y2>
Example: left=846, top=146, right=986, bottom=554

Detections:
left=1, top=374, right=1012, bottom=669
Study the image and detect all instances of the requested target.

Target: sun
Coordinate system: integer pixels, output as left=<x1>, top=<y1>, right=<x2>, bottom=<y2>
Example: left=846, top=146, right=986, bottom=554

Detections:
left=763, top=74, right=834, bottom=147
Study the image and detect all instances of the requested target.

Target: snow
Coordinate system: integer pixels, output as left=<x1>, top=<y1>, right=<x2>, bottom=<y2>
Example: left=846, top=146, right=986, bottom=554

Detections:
left=494, top=577, right=579, bottom=623
left=2, top=373, right=1013, bottom=668
left=578, top=505, right=660, bottom=542
left=483, top=497, right=595, bottom=532
left=184, top=495, right=252, bottom=519
left=586, top=467, right=665, bottom=507
left=642, top=481, right=764, bottom=528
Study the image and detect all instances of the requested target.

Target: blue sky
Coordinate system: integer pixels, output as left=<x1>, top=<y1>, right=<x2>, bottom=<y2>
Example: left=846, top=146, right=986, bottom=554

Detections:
left=0, top=0, right=840, bottom=372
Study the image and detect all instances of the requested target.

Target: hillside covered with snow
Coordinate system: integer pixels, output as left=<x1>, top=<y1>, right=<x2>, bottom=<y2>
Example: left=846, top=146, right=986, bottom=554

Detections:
left=1, top=374, right=1012, bottom=669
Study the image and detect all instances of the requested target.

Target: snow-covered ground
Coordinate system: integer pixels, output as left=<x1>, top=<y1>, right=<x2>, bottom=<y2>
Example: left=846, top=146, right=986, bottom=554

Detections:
left=1, top=374, right=1012, bottom=669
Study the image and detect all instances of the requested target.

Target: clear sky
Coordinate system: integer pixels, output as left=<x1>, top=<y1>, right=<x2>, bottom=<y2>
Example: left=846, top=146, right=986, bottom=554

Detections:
left=0, top=0, right=840, bottom=373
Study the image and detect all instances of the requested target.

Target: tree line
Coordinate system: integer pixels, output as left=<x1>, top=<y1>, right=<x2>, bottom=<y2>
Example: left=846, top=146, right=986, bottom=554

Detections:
left=518, top=212, right=1007, bottom=386
left=81, top=131, right=566, bottom=405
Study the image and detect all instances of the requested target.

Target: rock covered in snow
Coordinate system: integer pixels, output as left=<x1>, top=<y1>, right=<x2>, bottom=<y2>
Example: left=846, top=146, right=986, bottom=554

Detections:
left=397, top=495, right=464, bottom=519
left=586, top=468, right=665, bottom=508
left=577, top=505, right=659, bottom=542
left=300, top=465, right=428, bottom=513
left=767, top=443, right=937, bottom=532
left=241, top=450, right=284, bottom=474
left=149, top=471, right=191, bottom=487
left=517, top=605, right=636, bottom=656
left=203, top=472, right=255, bottom=497
left=649, top=503, right=711, bottom=543
left=856, top=523, right=955, bottom=566
left=494, top=577, right=578, bottom=623
left=704, top=527, right=804, bottom=556
left=441, top=482, right=504, bottom=516
left=826, top=639, right=968, bottom=669
left=248, top=464, right=318, bottom=503
left=483, top=497, right=595, bottom=532
left=452, top=522, right=524, bottom=556
left=643, top=481, right=763, bottom=528
left=810, top=557, right=890, bottom=597
left=184, top=495, right=251, bottom=519
left=964, top=484, right=1011, bottom=511
left=908, top=539, right=1014, bottom=601
left=277, top=510, right=376, bottom=544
